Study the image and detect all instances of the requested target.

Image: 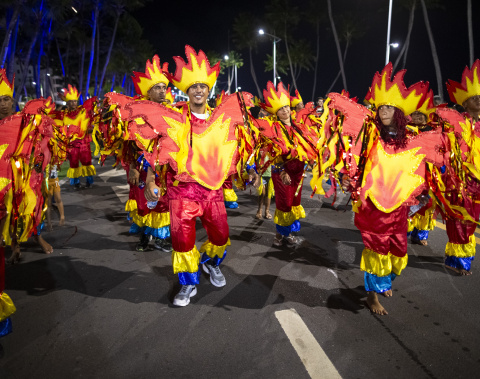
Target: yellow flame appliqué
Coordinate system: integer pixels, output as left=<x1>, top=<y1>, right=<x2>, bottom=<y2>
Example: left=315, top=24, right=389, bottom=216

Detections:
left=365, top=143, right=425, bottom=213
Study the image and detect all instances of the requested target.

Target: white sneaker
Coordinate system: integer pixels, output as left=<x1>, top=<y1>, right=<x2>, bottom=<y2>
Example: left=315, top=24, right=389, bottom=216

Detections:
left=173, top=285, right=197, bottom=307
left=202, top=262, right=226, bottom=287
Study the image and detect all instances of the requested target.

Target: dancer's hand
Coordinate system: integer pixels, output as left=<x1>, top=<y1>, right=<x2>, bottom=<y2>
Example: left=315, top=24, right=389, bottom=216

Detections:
left=280, top=171, right=291, bottom=185
left=341, top=175, right=351, bottom=191
left=145, top=182, right=160, bottom=202
left=128, top=168, right=140, bottom=186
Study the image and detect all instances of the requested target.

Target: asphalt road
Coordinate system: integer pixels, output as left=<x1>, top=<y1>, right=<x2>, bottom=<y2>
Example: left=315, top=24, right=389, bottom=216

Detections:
left=1, top=161, right=479, bottom=378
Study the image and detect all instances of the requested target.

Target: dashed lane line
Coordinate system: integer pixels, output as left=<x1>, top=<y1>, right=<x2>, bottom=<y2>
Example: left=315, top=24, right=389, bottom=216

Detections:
left=275, top=309, right=342, bottom=379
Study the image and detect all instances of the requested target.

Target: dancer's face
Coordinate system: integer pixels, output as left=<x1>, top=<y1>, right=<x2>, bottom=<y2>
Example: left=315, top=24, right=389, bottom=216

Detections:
left=410, top=111, right=427, bottom=125
left=0, top=95, right=13, bottom=119
left=187, top=83, right=209, bottom=107
left=463, top=95, right=480, bottom=114
left=276, top=105, right=291, bottom=122
left=148, top=83, right=167, bottom=103
left=378, top=105, right=395, bottom=126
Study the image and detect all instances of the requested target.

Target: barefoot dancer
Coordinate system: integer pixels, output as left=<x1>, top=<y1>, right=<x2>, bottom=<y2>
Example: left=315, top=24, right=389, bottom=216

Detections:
left=313, top=64, right=449, bottom=315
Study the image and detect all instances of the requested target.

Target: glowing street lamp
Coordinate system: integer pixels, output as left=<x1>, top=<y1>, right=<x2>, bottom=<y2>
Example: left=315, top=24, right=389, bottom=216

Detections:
left=258, top=29, right=282, bottom=87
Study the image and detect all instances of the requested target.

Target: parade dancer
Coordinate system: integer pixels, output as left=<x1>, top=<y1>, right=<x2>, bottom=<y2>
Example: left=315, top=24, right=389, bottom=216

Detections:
left=440, top=60, right=480, bottom=275
left=127, top=55, right=172, bottom=252
left=407, top=89, right=439, bottom=246
left=0, top=69, right=58, bottom=333
left=253, top=82, right=319, bottom=247
left=109, top=46, right=254, bottom=306
left=312, top=64, right=449, bottom=314
left=52, top=85, right=97, bottom=189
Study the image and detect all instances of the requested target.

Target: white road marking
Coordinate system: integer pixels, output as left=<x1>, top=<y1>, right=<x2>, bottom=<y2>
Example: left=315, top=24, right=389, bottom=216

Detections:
left=98, top=168, right=126, bottom=182
left=111, top=184, right=130, bottom=203
left=275, top=309, right=342, bottom=379
left=327, top=269, right=338, bottom=278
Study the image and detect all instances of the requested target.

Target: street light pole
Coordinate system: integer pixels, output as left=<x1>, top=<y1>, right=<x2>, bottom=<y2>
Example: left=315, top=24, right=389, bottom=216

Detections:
left=385, top=0, right=393, bottom=65
left=259, top=29, right=282, bottom=87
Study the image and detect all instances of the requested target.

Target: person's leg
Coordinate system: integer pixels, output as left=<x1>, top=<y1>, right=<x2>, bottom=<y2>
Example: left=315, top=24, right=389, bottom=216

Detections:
left=79, top=141, right=95, bottom=187
left=67, top=146, right=82, bottom=187
left=199, top=201, right=230, bottom=287
left=53, top=189, right=65, bottom=226
left=256, top=186, right=265, bottom=219
left=46, top=192, right=53, bottom=231
left=34, top=235, right=53, bottom=254
left=264, top=182, right=272, bottom=219
left=170, top=199, right=202, bottom=306
left=445, top=218, right=476, bottom=275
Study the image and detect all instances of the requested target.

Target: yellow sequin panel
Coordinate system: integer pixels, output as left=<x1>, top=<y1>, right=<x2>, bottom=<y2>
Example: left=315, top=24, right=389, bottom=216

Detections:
left=125, top=199, right=137, bottom=212
left=67, top=167, right=84, bottom=178
left=274, top=205, right=306, bottom=226
left=199, top=238, right=231, bottom=259
left=411, top=213, right=436, bottom=231
left=0, top=292, right=16, bottom=322
left=445, top=234, right=476, bottom=258
left=129, top=209, right=170, bottom=229
left=172, top=246, right=201, bottom=274
left=360, top=248, right=408, bottom=277
left=223, top=188, right=238, bottom=202
left=82, top=165, right=96, bottom=177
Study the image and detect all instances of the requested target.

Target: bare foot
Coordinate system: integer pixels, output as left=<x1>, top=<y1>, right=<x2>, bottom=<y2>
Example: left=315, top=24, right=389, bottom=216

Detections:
left=382, top=289, right=393, bottom=297
left=59, top=217, right=65, bottom=226
left=446, top=264, right=472, bottom=276
left=366, top=292, right=388, bottom=315
left=264, top=211, right=272, bottom=219
left=255, top=212, right=263, bottom=219
left=7, top=244, right=22, bottom=264
left=420, top=240, right=428, bottom=246
left=35, top=236, right=53, bottom=254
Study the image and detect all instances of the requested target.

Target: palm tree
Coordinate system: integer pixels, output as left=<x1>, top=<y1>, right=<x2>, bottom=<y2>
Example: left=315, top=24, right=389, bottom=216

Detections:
left=265, top=0, right=300, bottom=90
left=393, top=0, right=417, bottom=71
left=326, top=12, right=366, bottom=93
left=84, top=0, right=100, bottom=99
left=327, top=0, right=347, bottom=91
left=224, top=50, right=243, bottom=93
left=467, top=0, right=473, bottom=66
left=232, top=12, right=263, bottom=98
left=419, top=0, right=443, bottom=100
left=0, top=0, right=23, bottom=68
left=305, top=0, right=326, bottom=101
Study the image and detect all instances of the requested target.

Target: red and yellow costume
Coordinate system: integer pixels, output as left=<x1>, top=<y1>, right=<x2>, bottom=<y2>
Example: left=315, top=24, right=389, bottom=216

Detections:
left=103, top=46, right=254, bottom=284
left=125, top=55, right=171, bottom=241
left=50, top=85, right=97, bottom=186
left=312, top=64, right=449, bottom=293
left=440, top=60, right=480, bottom=271
left=252, top=82, right=318, bottom=237
left=0, top=70, right=57, bottom=336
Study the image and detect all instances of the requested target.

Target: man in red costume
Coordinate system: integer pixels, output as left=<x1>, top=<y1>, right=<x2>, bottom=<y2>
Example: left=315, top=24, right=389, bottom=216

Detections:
left=442, top=60, right=480, bottom=275
left=52, top=85, right=97, bottom=189
left=114, top=46, right=254, bottom=306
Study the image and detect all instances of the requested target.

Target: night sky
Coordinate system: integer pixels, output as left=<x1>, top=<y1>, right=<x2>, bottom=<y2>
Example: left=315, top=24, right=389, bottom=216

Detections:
left=132, top=0, right=480, bottom=103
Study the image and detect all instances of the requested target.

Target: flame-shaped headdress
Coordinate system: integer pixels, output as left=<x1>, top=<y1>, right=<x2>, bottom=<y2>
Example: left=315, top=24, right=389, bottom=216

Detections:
left=290, top=89, right=303, bottom=108
left=364, top=63, right=426, bottom=116
left=260, top=81, right=290, bottom=115
left=446, top=59, right=480, bottom=106
left=413, top=87, right=436, bottom=120
left=62, top=84, right=80, bottom=101
left=165, top=45, right=220, bottom=93
left=0, top=69, right=14, bottom=98
left=216, top=90, right=226, bottom=107
left=132, top=55, right=169, bottom=97
left=165, top=87, right=176, bottom=104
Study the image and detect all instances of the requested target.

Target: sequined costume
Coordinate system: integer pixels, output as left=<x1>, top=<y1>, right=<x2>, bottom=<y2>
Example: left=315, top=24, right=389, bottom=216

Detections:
left=103, top=46, right=254, bottom=286
left=50, top=85, right=97, bottom=187
left=252, top=82, right=319, bottom=238
left=0, top=69, right=58, bottom=335
left=311, top=64, right=449, bottom=294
